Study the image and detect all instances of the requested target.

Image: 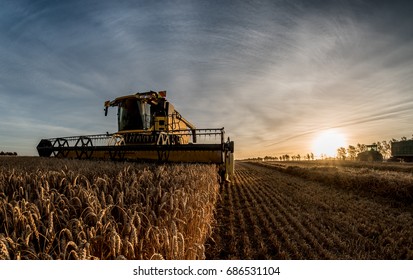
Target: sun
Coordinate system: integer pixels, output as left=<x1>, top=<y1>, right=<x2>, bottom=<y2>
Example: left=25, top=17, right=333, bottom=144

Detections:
left=312, top=129, right=347, bottom=158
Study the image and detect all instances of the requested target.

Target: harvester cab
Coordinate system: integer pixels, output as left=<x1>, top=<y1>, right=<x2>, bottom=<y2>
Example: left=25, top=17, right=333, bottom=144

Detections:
left=104, top=91, right=196, bottom=145
left=37, top=90, right=235, bottom=182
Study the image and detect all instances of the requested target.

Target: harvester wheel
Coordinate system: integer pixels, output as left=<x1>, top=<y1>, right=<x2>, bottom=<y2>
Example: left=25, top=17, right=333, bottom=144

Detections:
left=74, top=136, right=93, bottom=159
left=52, top=138, right=70, bottom=158
left=108, top=135, right=126, bottom=160
left=37, top=139, right=53, bottom=157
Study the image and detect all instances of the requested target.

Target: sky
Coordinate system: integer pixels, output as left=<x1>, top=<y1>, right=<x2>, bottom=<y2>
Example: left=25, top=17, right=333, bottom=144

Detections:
left=1, top=0, right=413, bottom=159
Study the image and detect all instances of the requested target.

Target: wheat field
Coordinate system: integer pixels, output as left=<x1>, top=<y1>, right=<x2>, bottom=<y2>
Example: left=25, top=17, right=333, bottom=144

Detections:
left=0, top=157, right=220, bottom=260
left=3, top=157, right=413, bottom=260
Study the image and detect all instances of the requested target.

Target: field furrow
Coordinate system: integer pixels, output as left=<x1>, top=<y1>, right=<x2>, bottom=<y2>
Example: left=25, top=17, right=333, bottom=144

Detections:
left=206, top=161, right=413, bottom=259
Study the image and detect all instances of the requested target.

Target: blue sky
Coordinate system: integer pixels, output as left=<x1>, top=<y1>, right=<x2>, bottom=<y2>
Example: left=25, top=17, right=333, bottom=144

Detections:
left=1, top=0, right=413, bottom=158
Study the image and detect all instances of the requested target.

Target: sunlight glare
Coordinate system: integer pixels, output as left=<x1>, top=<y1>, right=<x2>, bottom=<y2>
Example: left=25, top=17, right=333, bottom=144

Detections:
left=312, top=129, right=347, bottom=158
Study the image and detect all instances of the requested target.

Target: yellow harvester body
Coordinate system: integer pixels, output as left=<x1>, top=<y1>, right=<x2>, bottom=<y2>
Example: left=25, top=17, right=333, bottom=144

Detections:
left=37, top=90, right=234, bottom=181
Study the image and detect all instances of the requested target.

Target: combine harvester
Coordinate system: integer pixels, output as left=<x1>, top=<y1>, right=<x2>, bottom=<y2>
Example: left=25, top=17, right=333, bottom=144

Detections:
left=37, top=90, right=234, bottom=181
left=356, top=144, right=383, bottom=162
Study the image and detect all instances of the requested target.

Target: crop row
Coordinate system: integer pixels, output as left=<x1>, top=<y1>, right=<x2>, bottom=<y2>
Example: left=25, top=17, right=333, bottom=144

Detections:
left=207, top=162, right=413, bottom=259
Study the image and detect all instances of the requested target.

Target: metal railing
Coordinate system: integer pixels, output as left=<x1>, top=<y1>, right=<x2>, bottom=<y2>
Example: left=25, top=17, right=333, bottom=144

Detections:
left=41, top=128, right=226, bottom=149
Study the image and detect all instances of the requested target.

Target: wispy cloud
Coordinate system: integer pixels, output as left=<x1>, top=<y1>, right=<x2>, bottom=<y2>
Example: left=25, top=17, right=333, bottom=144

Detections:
left=1, top=0, right=412, bottom=157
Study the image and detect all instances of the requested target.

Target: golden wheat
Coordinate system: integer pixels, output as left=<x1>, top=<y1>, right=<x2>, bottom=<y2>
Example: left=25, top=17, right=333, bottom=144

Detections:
left=0, top=157, right=220, bottom=260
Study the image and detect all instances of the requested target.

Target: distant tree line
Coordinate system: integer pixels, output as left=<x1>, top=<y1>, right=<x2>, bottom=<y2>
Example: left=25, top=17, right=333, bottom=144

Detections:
left=245, top=153, right=315, bottom=161
left=0, top=151, right=18, bottom=156
left=244, top=136, right=413, bottom=162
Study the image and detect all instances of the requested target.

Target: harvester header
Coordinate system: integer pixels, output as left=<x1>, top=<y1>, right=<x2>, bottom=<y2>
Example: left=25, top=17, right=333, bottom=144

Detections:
left=37, top=90, right=234, bottom=181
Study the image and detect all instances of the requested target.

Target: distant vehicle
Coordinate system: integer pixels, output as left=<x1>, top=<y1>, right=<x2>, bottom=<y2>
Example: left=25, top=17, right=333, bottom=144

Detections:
left=356, top=144, right=383, bottom=162
left=389, top=139, right=413, bottom=162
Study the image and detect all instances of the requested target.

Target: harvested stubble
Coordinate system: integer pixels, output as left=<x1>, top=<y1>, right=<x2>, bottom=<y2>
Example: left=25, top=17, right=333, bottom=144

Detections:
left=0, top=157, right=220, bottom=260
left=255, top=161, right=413, bottom=205
left=208, top=162, right=413, bottom=260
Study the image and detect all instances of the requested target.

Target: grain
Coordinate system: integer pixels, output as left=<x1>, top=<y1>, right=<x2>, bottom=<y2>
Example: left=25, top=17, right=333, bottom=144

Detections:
left=0, top=157, right=219, bottom=260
